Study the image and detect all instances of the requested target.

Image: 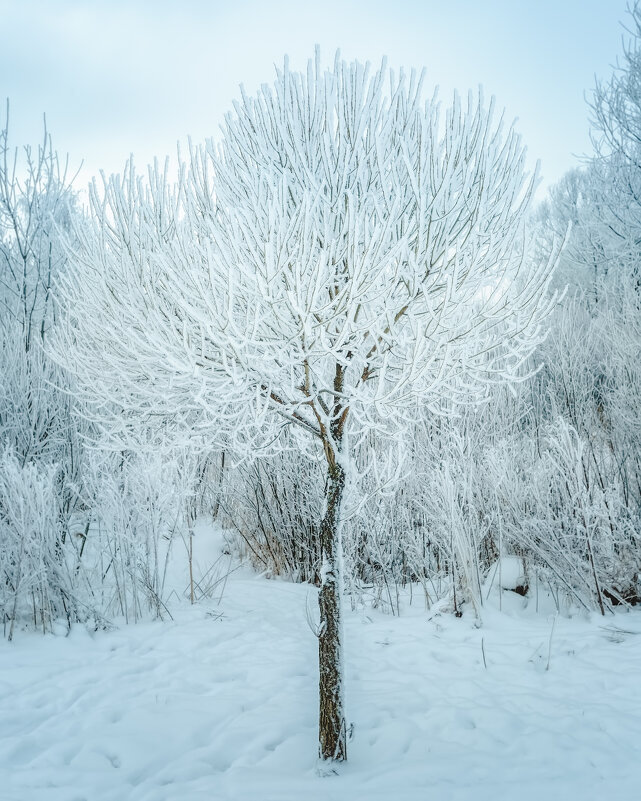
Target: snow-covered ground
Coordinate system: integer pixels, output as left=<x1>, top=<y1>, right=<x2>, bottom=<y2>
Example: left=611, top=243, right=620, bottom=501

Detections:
left=2, top=552, right=641, bottom=801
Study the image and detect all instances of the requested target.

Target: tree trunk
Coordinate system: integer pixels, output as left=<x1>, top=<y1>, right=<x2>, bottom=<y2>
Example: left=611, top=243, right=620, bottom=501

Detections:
left=318, top=457, right=347, bottom=761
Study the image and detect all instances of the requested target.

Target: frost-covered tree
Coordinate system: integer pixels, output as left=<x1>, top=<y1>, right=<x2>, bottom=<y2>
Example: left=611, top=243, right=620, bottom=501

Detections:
left=0, top=103, right=75, bottom=350
left=592, top=1, right=641, bottom=165
left=57, top=53, right=557, bottom=761
left=587, top=0, right=641, bottom=281
left=0, top=107, right=204, bottom=635
left=0, top=104, right=87, bottom=632
left=532, top=166, right=611, bottom=298
left=0, top=103, right=81, bottom=490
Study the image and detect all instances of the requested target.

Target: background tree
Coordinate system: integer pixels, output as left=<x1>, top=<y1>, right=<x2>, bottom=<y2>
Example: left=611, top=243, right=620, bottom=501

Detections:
left=0, top=106, right=192, bottom=636
left=57, top=53, right=557, bottom=761
left=588, top=0, right=641, bottom=283
left=0, top=103, right=85, bottom=635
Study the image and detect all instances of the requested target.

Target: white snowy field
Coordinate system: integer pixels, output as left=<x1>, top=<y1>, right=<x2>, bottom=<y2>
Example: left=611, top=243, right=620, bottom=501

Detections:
left=2, top=557, right=641, bottom=801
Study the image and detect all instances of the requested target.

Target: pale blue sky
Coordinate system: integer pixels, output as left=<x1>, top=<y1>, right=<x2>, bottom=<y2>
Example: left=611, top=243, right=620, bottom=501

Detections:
left=0, top=0, right=631, bottom=194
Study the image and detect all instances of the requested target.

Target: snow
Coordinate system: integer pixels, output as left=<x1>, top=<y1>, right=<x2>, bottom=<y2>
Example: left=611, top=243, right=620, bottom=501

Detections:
left=2, top=569, right=641, bottom=800
left=485, top=555, right=527, bottom=592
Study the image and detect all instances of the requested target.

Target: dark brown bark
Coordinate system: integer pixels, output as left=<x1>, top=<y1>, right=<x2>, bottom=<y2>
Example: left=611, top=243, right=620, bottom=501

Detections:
left=318, top=456, right=347, bottom=761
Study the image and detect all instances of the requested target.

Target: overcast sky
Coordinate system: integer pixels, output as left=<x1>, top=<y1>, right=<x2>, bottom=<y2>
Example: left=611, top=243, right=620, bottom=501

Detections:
left=0, top=0, right=632, bottom=195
